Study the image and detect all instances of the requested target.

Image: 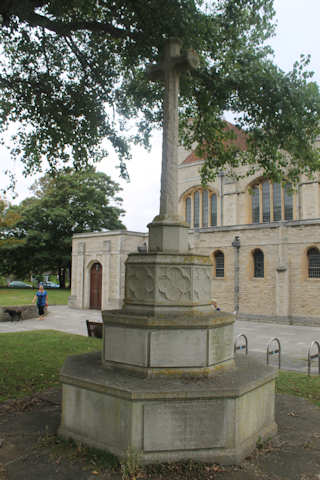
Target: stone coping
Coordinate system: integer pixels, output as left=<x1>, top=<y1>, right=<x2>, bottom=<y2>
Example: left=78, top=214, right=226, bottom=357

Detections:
left=60, top=351, right=276, bottom=401
left=73, top=230, right=148, bottom=239
left=126, top=252, right=212, bottom=265
left=102, top=309, right=235, bottom=328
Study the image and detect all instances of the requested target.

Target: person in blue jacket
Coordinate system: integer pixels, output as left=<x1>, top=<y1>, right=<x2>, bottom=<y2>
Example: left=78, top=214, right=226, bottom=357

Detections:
left=32, top=284, right=48, bottom=320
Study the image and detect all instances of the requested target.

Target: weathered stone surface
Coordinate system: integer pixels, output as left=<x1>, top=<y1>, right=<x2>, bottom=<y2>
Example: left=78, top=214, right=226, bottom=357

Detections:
left=102, top=310, right=235, bottom=376
left=143, top=400, right=228, bottom=451
left=149, top=329, right=207, bottom=367
left=124, top=252, right=212, bottom=313
left=59, top=352, right=277, bottom=464
left=104, top=326, right=148, bottom=367
left=148, top=221, right=189, bottom=253
left=209, top=323, right=234, bottom=365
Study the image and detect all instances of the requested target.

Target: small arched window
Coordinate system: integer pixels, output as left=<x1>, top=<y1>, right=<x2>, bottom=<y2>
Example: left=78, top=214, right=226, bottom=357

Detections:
left=253, top=249, right=264, bottom=278
left=214, top=251, right=224, bottom=278
left=308, top=247, right=320, bottom=278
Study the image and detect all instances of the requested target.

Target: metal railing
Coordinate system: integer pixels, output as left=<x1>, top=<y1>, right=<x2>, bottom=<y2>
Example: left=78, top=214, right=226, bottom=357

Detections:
left=266, top=338, right=281, bottom=369
left=234, top=334, right=248, bottom=355
left=307, top=340, right=320, bottom=376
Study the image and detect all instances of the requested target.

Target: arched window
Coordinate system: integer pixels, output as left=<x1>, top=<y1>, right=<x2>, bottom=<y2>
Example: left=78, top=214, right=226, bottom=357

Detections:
left=185, top=197, right=191, bottom=226
left=214, top=251, right=224, bottom=278
left=308, top=247, right=320, bottom=278
left=251, top=180, right=293, bottom=223
left=184, top=189, right=217, bottom=228
left=253, top=249, right=264, bottom=278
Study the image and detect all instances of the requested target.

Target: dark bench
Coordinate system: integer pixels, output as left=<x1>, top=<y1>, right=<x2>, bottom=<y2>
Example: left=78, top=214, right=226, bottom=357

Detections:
left=86, top=320, right=103, bottom=339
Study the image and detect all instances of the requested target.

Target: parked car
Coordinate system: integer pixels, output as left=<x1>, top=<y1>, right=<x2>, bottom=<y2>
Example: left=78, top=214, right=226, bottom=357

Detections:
left=8, top=281, right=32, bottom=288
left=41, top=281, right=60, bottom=289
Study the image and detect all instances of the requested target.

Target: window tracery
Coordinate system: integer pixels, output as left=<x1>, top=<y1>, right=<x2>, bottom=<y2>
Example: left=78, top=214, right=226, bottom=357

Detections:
left=251, top=180, right=294, bottom=223
left=184, top=188, right=217, bottom=228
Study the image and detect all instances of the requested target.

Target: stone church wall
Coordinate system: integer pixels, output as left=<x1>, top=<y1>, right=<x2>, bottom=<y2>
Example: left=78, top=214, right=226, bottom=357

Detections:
left=69, top=231, right=147, bottom=310
left=69, top=145, right=320, bottom=327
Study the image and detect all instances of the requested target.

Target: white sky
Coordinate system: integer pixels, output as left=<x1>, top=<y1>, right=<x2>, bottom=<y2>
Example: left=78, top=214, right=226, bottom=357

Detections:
left=1, top=0, right=320, bottom=232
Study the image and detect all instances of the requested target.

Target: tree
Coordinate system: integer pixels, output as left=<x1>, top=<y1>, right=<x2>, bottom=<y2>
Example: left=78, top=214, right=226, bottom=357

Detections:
left=0, top=1, right=320, bottom=187
left=0, top=168, right=125, bottom=286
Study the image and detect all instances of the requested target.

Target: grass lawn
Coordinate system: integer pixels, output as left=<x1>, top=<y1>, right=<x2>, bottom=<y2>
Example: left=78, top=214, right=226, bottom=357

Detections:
left=1, top=329, right=320, bottom=408
left=0, top=288, right=70, bottom=306
left=0, top=330, right=100, bottom=402
left=276, top=370, right=320, bottom=407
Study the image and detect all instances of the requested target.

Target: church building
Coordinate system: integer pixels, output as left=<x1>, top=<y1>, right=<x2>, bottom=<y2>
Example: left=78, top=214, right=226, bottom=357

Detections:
left=69, top=127, right=320, bottom=327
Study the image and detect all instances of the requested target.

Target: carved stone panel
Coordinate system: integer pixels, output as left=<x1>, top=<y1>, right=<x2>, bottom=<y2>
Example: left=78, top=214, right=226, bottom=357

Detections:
left=157, top=266, right=192, bottom=303
left=192, top=266, right=212, bottom=303
left=125, top=265, right=155, bottom=302
left=125, top=254, right=212, bottom=307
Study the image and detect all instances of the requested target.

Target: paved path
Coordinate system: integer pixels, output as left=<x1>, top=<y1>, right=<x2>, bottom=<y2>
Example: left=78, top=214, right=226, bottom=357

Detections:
left=1, top=306, right=319, bottom=373
left=234, top=320, right=320, bottom=373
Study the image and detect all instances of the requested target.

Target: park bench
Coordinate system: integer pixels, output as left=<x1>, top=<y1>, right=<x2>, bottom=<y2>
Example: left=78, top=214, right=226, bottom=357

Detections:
left=86, top=320, right=103, bottom=339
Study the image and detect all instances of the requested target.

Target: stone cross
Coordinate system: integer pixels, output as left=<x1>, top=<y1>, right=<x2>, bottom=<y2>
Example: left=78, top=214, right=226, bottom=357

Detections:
left=148, top=38, right=199, bottom=222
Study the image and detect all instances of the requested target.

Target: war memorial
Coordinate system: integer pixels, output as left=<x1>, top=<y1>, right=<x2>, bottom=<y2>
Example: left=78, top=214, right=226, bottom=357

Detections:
left=59, top=39, right=277, bottom=464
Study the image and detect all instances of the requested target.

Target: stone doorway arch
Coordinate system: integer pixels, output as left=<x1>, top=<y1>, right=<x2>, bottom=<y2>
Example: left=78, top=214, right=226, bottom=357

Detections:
left=90, top=262, right=102, bottom=309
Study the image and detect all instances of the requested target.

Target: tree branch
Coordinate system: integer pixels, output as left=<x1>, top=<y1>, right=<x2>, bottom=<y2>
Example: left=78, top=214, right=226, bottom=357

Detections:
left=9, top=7, right=133, bottom=39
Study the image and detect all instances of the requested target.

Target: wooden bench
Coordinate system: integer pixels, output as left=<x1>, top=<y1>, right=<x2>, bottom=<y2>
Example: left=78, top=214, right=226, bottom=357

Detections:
left=86, top=320, right=103, bottom=339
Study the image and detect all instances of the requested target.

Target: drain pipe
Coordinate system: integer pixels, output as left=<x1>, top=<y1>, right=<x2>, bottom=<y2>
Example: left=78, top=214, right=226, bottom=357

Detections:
left=232, top=236, right=241, bottom=316
left=219, top=171, right=224, bottom=226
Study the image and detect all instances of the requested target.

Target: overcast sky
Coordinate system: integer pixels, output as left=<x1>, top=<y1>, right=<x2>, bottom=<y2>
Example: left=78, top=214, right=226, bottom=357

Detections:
left=1, top=0, right=320, bottom=232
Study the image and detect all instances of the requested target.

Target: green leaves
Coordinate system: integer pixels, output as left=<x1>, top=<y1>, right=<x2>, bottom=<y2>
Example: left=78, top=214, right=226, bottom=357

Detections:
left=0, top=168, right=125, bottom=277
left=0, top=0, right=319, bottom=185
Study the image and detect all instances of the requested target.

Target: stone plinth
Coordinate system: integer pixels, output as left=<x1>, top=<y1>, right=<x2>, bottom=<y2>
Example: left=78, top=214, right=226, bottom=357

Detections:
left=102, top=310, right=234, bottom=377
left=124, top=252, right=213, bottom=314
left=59, top=352, right=277, bottom=465
left=148, top=219, right=189, bottom=253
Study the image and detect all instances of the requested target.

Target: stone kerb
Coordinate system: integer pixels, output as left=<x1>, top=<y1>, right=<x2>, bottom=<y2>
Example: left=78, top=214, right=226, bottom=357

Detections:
left=124, top=252, right=213, bottom=313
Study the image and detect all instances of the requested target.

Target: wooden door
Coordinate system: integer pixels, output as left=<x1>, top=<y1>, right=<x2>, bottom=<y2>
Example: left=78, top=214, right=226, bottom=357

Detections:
left=90, top=262, right=102, bottom=309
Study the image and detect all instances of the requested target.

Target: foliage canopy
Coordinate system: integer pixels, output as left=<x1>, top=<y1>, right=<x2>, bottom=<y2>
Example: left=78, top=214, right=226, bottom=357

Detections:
left=1, top=0, right=320, bottom=185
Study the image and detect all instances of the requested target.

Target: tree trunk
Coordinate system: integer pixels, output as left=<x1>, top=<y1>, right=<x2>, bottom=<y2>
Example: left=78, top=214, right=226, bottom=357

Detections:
left=58, top=267, right=66, bottom=288
left=68, top=261, right=72, bottom=289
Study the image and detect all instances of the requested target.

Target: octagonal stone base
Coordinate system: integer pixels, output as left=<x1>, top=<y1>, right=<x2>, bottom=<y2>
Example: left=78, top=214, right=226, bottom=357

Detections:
left=124, top=252, right=213, bottom=315
left=59, top=352, right=277, bottom=465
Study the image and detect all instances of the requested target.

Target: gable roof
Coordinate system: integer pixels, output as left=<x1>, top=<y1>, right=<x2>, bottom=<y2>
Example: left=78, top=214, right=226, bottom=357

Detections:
left=181, top=121, right=248, bottom=165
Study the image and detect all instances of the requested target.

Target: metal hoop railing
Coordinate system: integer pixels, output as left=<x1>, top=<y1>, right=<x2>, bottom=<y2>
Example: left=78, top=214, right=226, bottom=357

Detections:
left=266, top=338, right=281, bottom=369
left=234, top=334, right=248, bottom=355
left=307, top=340, right=320, bottom=376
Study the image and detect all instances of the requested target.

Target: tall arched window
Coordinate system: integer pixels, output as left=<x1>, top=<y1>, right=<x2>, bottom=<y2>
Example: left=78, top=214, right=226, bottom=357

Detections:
left=184, top=189, right=217, bottom=228
left=253, top=249, right=264, bottom=278
left=185, top=197, right=191, bottom=226
left=308, top=247, right=320, bottom=278
left=214, top=251, right=224, bottom=278
left=251, top=180, right=294, bottom=223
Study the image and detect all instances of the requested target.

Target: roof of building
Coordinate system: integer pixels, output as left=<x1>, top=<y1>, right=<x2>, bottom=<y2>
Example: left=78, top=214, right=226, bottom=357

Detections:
left=181, top=121, right=248, bottom=165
